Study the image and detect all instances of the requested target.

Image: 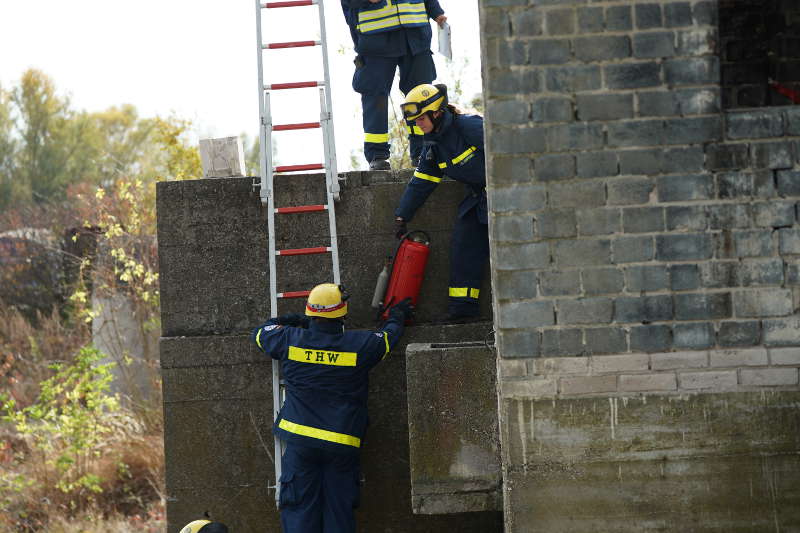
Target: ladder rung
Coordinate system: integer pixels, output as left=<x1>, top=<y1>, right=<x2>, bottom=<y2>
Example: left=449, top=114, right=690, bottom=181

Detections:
left=273, top=122, right=321, bottom=131
left=266, top=81, right=324, bottom=90
left=276, top=204, right=327, bottom=214
left=265, top=40, right=319, bottom=49
left=275, top=163, right=324, bottom=172
left=277, top=246, right=331, bottom=256
left=263, top=0, right=315, bottom=8
left=278, top=290, right=311, bottom=299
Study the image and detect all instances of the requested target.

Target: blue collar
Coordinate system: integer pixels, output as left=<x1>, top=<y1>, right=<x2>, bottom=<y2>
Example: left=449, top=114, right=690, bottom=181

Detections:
left=310, top=319, right=345, bottom=334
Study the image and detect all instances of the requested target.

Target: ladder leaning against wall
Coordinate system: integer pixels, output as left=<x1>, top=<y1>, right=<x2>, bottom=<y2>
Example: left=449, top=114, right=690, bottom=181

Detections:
left=254, top=0, right=341, bottom=506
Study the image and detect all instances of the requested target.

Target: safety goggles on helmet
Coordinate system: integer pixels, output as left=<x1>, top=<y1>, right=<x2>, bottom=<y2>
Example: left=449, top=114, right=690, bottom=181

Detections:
left=401, top=93, right=443, bottom=120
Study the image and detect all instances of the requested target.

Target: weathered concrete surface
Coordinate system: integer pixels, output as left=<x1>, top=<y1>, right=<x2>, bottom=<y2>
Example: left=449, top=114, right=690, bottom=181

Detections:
left=156, top=171, right=492, bottom=337
left=501, top=392, right=800, bottom=532
left=161, top=323, right=502, bottom=532
left=406, top=342, right=501, bottom=514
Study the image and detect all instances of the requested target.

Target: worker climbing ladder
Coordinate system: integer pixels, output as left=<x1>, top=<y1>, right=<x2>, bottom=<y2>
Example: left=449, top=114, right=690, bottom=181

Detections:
left=254, top=0, right=341, bottom=506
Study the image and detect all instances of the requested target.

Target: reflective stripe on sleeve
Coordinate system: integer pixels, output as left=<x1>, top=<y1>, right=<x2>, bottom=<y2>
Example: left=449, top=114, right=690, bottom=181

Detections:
left=256, top=328, right=263, bottom=349
left=382, top=331, right=390, bottom=360
left=438, top=161, right=447, bottom=169
left=365, top=132, right=390, bottom=144
left=413, top=170, right=441, bottom=183
left=278, top=419, right=361, bottom=448
left=449, top=287, right=480, bottom=299
left=451, top=146, right=477, bottom=165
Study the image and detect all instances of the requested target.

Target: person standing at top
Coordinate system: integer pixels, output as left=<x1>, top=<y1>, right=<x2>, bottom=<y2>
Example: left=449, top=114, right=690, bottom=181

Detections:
left=393, top=83, right=487, bottom=321
left=252, top=283, right=413, bottom=532
left=341, top=0, right=447, bottom=171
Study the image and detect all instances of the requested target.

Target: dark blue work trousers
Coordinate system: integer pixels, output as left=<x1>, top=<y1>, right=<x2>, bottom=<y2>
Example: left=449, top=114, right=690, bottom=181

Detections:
left=352, top=51, right=436, bottom=163
left=449, top=206, right=490, bottom=317
left=279, top=442, right=360, bottom=533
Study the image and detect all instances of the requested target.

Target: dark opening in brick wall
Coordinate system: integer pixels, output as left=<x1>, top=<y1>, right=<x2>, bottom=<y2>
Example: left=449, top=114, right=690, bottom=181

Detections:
left=720, top=0, right=800, bottom=108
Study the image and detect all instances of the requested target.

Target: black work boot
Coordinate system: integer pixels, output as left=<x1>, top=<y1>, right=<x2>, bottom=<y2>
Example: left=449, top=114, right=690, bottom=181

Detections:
left=369, top=159, right=391, bottom=171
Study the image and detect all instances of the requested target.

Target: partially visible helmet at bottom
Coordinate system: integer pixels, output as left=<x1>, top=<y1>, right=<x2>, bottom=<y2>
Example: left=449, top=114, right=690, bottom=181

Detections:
left=180, top=520, right=229, bottom=533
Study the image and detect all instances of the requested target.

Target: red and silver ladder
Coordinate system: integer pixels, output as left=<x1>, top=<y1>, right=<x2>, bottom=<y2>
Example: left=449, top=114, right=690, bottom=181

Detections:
left=254, top=0, right=341, bottom=506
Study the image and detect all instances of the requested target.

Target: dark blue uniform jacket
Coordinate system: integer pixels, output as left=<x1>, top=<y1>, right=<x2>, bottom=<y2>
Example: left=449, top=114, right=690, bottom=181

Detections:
left=395, top=111, right=487, bottom=224
left=251, top=317, right=404, bottom=455
left=341, top=0, right=444, bottom=57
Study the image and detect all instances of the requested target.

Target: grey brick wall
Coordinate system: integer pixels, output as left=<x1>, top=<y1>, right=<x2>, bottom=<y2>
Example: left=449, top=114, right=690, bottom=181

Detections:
left=481, top=0, right=800, bottom=363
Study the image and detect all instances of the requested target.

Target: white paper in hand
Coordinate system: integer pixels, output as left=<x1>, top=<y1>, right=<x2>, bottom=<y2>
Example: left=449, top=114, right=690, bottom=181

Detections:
left=438, top=22, right=452, bottom=60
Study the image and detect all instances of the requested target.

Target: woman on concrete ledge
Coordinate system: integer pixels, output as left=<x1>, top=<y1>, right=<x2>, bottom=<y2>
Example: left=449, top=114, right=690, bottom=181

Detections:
left=394, top=83, right=488, bottom=321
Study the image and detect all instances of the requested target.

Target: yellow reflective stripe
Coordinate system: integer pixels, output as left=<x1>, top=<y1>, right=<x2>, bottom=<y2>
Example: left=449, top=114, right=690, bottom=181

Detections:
left=357, top=2, right=396, bottom=22
left=449, top=287, right=480, bottom=299
left=413, top=170, right=441, bottom=183
left=396, top=2, right=426, bottom=14
left=288, top=346, right=357, bottom=367
left=256, top=328, right=263, bottom=349
left=365, top=132, right=389, bottom=143
left=382, top=331, right=390, bottom=360
left=438, top=161, right=447, bottom=169
left=279, top=419, right=361, bottom=448
left=357, top=17, right=401, bottom=32
left=451, top=146, right=477, bottom=165
left=398, top=14, right=428, bottom=24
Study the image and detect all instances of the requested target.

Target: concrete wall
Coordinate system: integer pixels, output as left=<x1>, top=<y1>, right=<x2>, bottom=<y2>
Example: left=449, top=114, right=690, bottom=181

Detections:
left=478, top=0, right=800, bottom=530
left=156, top=172, right=500, bottom=532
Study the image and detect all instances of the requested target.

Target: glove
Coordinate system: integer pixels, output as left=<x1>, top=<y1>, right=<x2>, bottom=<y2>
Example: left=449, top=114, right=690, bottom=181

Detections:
left=276, top=313, right=309, bottom=328
left=394, top=217, right=407, bottom=239
left=388, top=298, right=414, bottom=322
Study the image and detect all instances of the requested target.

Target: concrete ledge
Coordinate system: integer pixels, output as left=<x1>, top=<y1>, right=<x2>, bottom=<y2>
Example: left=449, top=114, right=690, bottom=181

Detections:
left=406, top=342, right=501, bottom=515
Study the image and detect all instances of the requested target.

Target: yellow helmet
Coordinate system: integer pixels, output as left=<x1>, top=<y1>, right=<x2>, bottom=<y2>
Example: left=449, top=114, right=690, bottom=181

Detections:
left=180, top=520, right=230, bottom=533
left=305, top=283, right=348, bottom=319
left=401, top=83, right=447, bottom=121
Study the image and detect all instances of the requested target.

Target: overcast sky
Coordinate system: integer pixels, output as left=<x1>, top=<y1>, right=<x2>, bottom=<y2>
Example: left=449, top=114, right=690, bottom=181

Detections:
left=0, top=0, right=481, bottom=171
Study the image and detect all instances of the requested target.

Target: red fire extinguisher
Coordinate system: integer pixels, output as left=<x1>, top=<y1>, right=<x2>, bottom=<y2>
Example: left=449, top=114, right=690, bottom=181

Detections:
left=373, top=231, right=431, bottom=322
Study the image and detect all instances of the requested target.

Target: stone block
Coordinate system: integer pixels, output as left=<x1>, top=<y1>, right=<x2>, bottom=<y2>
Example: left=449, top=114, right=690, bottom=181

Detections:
left=730, top=229, right=773, bottom=258
left=501, top=378, right=556, bottom=398
left=554, top=239, right=611, bottom=267
left=664, top=116, right=723, bottom=145
left=494, top=242, right=550, bottom=270
left=487, top=100, right=531, bottom=124
left=666, top=205, right=708, bottom=231
left=733, top=288, right=793, bottom=318
left=546, top=123, right=604, bottom=152
left=489, top=126, right=547, bottom=154
left=576, top=151, right=619, bottom=179
left=607, top=119, right=665, bottom=147
left=753, top=202, right=795, bottom=228
left=727, top=110, right=785, bottom=140
left=546, top=65, right=602, bottom=92
left=664, top=57, right=719, bottom=86
left=635, top=3, right=663, bottom=29
left=674, top=293, right=732, bottom=320
left=709, top=347, right=768, bottom=367
left=678, top=370, right=738, bottom=390
left=737, top=259, right=784, bottom=286
left=664, top=2, right=693, bottom=27
left=532, top=97, right=573, bottom=123
left=406, top=343, right=502, bottom=514
left=675, top=28, right=716, bottom=56
left=614, top=295, right=673, bottom=323
left=489, top=156, right=535, bottom=186
left=777, top=170, right=800, bottom=197
left=559, top=375, right=617, bottom=395
left=533, top=355, right=589, bottom=376
left=619, top=149, right=663, bottom=175
left=763, top=316, right=800, bottom=346
left=739, top=368, right=799, bottom=387
left=498, top=300, right=555, bottom=329
left=651, top=350, right=708, bottom=370
left=613, top=235, right=655, bottom=263
left=558, top=297, right=613, bottom=325
left=619, top=372, right=677, bottom=392
left=539, top=270, right=580, bottom=296
left=577, top=6, right=605, bottom=33
left=545, top=8, right=576, bottom=35
left=535, top=154, right=576, bottom=181
left=709, top=204, right=753, bottom=230
left=529, top=39, right=571, bottom=65
left=674, top=322, right=716, bottom=350
left=637, top=91, right=678, bottom=117
left=675, top=88, right=720, bottom=115
left=663, top=147, right=705, bottom=173
left=718, top=321, right=761, bottom=347
left=630, top=325, right=672, bottom=352
left=771, top=348, right=800, bottom=366
left=541, top=328, right=584, bottom=357
left=656, top=233, right=713, bottom=261
left=497, top=329, right=540, bottom=358
left=495, top=270, right=538, bottom=300
left=607, top=177, right=654, bottom=205
left=488, top=184, right=546, bottom=213
left=669, top=264, right=701, bottom=291
left=657, top=174, right=713, bottom=202
left=606, top=5, right=632, bottom=31
left=577, top=93, right=634, bottom=122
left=576, top=208, right=620, bottom=236
left=548, top=181, right=606, bottom=208
left=605, top=62, right=662, bottom=90
left=537, top=208, right=578, bottom=239
left=500, top=359, right=527, bottom=378
left=780, top=229, right=800, bottom=255
left=590, top=353, right=648, bottom=373
left=633, top=31, right=675, bottom=58
left=574, top=35, right=631, bottom=62
left=693, top=0, right=717, bottom=25
left=750, top=141, right=794, bottom=170
left=510, top=8, right=544, bottom=37
left=625, top=265, right=668, bottom=292
left=584, top=327, right=628, bottom=355
left=492, top=213, right=535, bottom=243
left=622, top=206, right=665, bottom=233
left=706, top=144, right=750, bottom=171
